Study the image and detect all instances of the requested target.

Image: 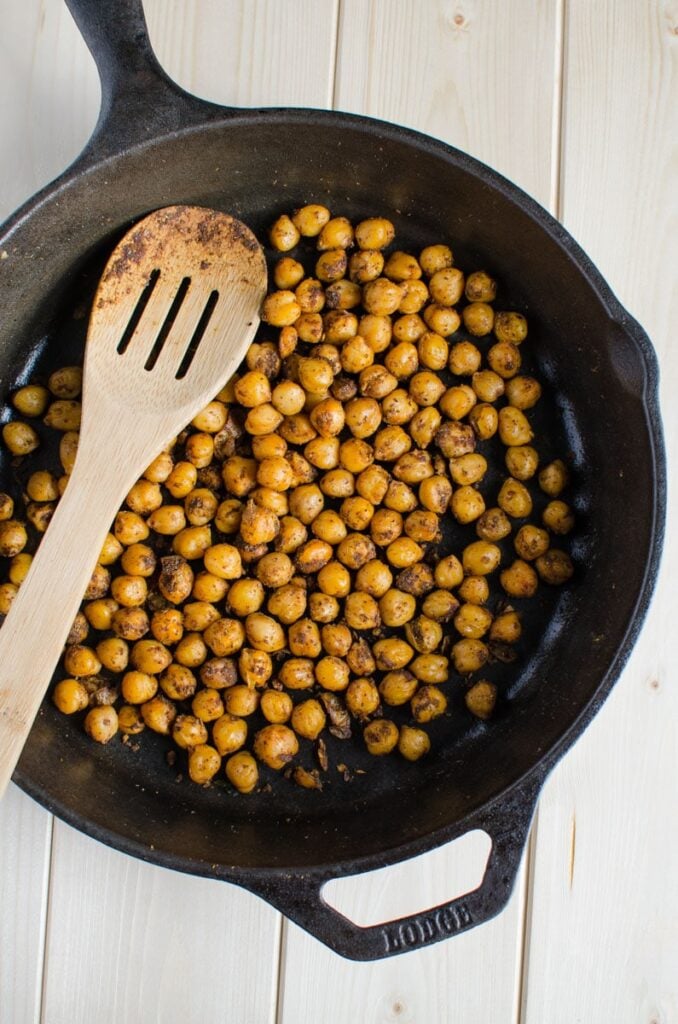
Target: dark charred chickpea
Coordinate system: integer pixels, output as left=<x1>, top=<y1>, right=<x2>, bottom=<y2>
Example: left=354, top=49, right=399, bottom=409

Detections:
left=543, top=500, right=575, bottom=535
left=536, top=549, right=574, bottom=585
left=364, top=719, right=399, bottom=755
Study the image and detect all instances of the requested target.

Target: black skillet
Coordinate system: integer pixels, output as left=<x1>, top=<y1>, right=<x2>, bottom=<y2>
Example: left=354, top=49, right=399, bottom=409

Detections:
left=0, top=0, right=665, bottom=961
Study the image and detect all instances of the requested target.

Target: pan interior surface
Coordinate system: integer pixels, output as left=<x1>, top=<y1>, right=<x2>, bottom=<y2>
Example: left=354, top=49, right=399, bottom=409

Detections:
left=1, top=114, right=658, bottom=872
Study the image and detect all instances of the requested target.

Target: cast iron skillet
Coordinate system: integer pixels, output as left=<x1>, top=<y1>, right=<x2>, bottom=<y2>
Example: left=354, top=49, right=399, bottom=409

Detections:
left=1, top=0, right=665, bottom=961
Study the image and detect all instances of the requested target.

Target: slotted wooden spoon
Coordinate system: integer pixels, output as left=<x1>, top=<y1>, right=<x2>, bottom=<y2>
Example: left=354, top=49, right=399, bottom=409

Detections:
left=0, top=205, right=267, bottom=798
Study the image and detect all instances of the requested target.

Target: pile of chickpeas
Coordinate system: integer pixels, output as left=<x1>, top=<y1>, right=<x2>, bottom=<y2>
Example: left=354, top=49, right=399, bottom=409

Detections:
left=0, top=204, right=575, bottom=794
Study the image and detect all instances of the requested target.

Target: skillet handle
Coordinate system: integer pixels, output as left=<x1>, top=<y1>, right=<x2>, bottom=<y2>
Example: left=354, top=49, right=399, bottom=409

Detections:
left=64, top=0, right=229, bottom=163
left=244, top=776, right=541, bottom=961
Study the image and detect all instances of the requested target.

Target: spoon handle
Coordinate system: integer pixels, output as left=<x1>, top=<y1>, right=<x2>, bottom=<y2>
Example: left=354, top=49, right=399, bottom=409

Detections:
left=0, top=450, right=132, bottom=798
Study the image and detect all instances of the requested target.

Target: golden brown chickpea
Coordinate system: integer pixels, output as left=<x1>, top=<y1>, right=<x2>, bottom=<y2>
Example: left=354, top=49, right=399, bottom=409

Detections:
left=377, top=669, right=416, bottom=706
left=292, top=203, right=330, bottom=237
left=275, top=659, right=313, bottom=693
left=117, top=706, right=145, bottom=735
left=192, top=571, right=229, bottom=604
left=362, top=278, right=403, bottom=316
left=359, top=364, right=399, bottom=401
left=435, top=420, right=476, bottom=460
left=489, top=610, right=521, bottom=644
left=504, top=445, right=538, bottom=481
left=0, top=582, right=17, bottom=614
left=83, top=563, right=110, bottom=600
left=345, top=396, right=382, bottom=438
left=393, top=313, right=426, bottom=344
left=244, top=612, right=285, bottom=652
left=364, top=719, right=399, bottom=755
left=316, top=248, right=348, bottom=283
left=378, top=588, right=416, bottom=627
left=192, top=400, right=228, bottom=434
left=410, top=685, right=446, bottom=723
left=405, top=615, right=443, bottom=653
left=295, top=277, right=326, bottom=314
left=274, top=256, right=305, bottom=290
left=13, top=384, right=50, bottom=417
left=184, top=432, right=214, bottom=468
left=514, top=524, right=550, bottom=561
left=505, top=375, right=542, bottom=411
left=226, top=751, right=259, bottom=793
left=308, top=399, right=344, bottom=442
left=355, top=217, right=395, bottom=250
left=143, top=451, right=174, bottom=484
left=66, top=610, right=88, bottom=645
left=408, top=653, right=447, bottom=683
left=157, top=556, right=193, bottom=604
left=414, top=478, right=449, bottom=517
left=84, top=705, right=119, bottom=743
left=121, top=670, right=158, bottom=705
left=26, top=470, right=59, bottom=502
left=338, top=438, right=373, bottom=475
left=269, top=214, right=300, bottom=251
left=419, top=244, right=453, bottom=276
left=465, top=680, right=498, bottom=720
left=317, top=470, right=353, bottom=501
left=448, top=453, right=486, bottom=487
left=399, top=279, right=429, bottom=313
left=340, top=336, right=374, bottom=375
left=169, top=714, right=207, bottom=750
left=373, top=425, right=412, bottom=463
left=498, top=477, right=533, bottom=518
left=8, top=552, right=32, bottom=585
left=536, top=548, right=574, bottom=585
left=450, top=485, right=485, bottom=524
left=543, top=500, right=575, bottom=534
left=120, top=543, right=156, bottom=578
left=539, top=459, right=569, bottom=497
left=224, top=684, right=260, bottom=718
left=172, top=525, right=212, bottom=561
left=474, top=507, right=510, bottom=543
left=173, top=632, right=208, bottom=668
left=373, top=637, right=414, bottom=671
left=254, top=724, right=299, bottom=770
left=348, top=249, right=384, bottom=287
left=166, top=460, right=198, bottom=498
left=113, top=607, right=150, bottom=641
left=253, top=552, right=292, bottom=589
left=224, top=579, right=263, bottom=616
left=384, top=341, right=419, bottom=380
left=2, top=420, right=40, bottom=455
left=317, top=215, right=354, bottom=250
left=63, top=644, right=101, bottom=678
left=314, top=655, right=350, bottom=692
left=0, top=520, right=27, bottom=557
left=345, top=678, right=380, bottom=718
left=130, top=638, right=173, bottom=675
left=192, top=687, right=225, bottom=724
left=200, top=657, right=237, bottom=690
left=382, top=250, right=421, bottom=282
left=494, top=311, right=528, bottom=344
left=244, top=403, right=284, bottom=436
left=404, top=509, right=439, bottom=543
left=44, top=399, right=81, bottom=431
left=359, top=313, right=393, bottom=353
left=158, top=663, right=197, bottom=701
left=431, top=554, right=462, bottom=591
left=201, top=542, right=242, bottom=580
left=452, top=638, right=489, bottom=674
left=343, top=591, right=380, bottom=630
left=458, top=575, right=490, bottom=604
left=421, top=589, right=458, bottom=618
left=200, top=617, right=244, bottom=658
left=0, top=493, right=13, bottom=521
left=274, top=516, right=308, bottom=554
left=288, top=483, right=324, bottom=525
left=96, top=637, right=129, bottom=673
left=448, top=340, right=480, bottom=376
left=498, top=407, right=534, bottom=447
left=211, top=714, right=247, bottom=756
left=398, top=725, right=431, bottom=761
left=97, top=533, right=122, bottom=567
left=262, top=289, right=302, bottom=326
left=337, top=497, right=372, bottom=534
left=500, top=559, right=538, bottom=597
left=286, top=450, right=317, bottom=485
left=468, top=403, right=499, bottom=441
left=294, top=539, right=332, bottom=575
left=310, top=510, right=346, bottom=547
left=352, top=559, right=391, bottom=598
left=246, top=340, right=281, bottom=379
left=381, top=392, right=416, bottom=430
left=427, top=264, right=464, bottom=304
left=422, top=303, right=461, bottom=338
left=406, top=370, right=444, bottom=407
left=462, top=540, right=501, bottom=576
left=188, top=744, right=222, bottom=785
left=385, top=536, right=423, bottom=569
left=417, top=330, right=448, bottom=371
left=53, top=678, right=89, bottom=714
left=370, top=508, right=404, bottom=549
left=184, top=488, right=219, bottom=526
left=454, top=603, right=493, bottom=639
left=488, top=341, right=521, bottom=380
left=406, top=408, right=439, bottom=450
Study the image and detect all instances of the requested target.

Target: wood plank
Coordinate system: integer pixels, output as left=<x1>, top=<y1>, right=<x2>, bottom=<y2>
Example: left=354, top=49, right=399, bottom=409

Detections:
left=0, top=786, right=52, bottom=1024
left=41, top=821, right=281, bottom=1024
left=279, top=1, right=561, bottom=1016
left=521, top=1, right=678, bottom=1020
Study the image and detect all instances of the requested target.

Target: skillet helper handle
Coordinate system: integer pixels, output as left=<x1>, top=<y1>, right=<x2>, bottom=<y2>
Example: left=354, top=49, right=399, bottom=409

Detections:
left=0, top=443, right=134, bottom=799
left=64, top=0, right=227, bottom=162
left=246, top=778, right=540, bottom=961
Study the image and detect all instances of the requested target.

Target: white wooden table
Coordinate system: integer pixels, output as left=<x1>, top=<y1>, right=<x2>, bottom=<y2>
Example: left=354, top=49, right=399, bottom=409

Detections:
left=0, top=2, right=676, bottom=1021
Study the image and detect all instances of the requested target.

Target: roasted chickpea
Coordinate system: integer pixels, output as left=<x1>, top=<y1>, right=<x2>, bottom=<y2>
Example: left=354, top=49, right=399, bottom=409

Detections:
left=379, top=588, right=416, bottom=627
left=514, top=524, right=550, bottom=561
left=505, top=445, right=539, bottom=480
left=422, top=589, right=460, bottom=622
left=316, top=249, right=348, bottom=283
left=84, top=705, right=119, bottom=744
left=2, top=421, right=40, bottom=456
left=362, top=278, right=403, bottom=316
left=0, top=520, right=28, bottom=557
left=489, top=610, right=522, bottom=644
left=345, top=678, right=380, bottom=719
left=172, top=714, right=208, bottom=750
left=292, top=204, right=330, bottom=237
left=418, top=331, right=449, bottom=370
left=53, top=678, right=89, bottom=714
left=539, top=459, right=569, bottom=496
left=451, top=485, right=485, bottom=524
left=344, top=591, right=380, bottom=630
left=494, top=311, right=528, bottom=344
left=363, top=719, right=399, bottom=755
left=224, top=684, right=260, bottom=717
left=359, top=313, right=392, bottom=353
left=355, top=217, right=395, bottom=250
left=505, top=375, right=542, bottom=411
left=535, top=549, right=574, bottom=585
left=254, top=724, right=299, bottom=770
left=500, top=559, right=538, bottom=597
left=345, top=396, right=382, bottom=438
left=226, top=751, right=259, bottom=793
left=543, top=500, right=575, bottom=534
left=262, top=289, right=302, bottom=326
left=498, top=478, right=533, bottom=518
left=449, top=340, right=482, bottom=376
left=166, top=460, right=198, bottom=498
left=452, top=638, right=489, bottom=674
left=465, top=680, right=498, bottom=720
left=422, top=303, right=460, bottom=337
left=349, top=249, right=385, bottom=284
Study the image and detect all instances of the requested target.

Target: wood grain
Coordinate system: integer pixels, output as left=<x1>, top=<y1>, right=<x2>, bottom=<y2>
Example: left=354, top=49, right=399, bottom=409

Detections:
left=521, top=1, right=678, bottom=1019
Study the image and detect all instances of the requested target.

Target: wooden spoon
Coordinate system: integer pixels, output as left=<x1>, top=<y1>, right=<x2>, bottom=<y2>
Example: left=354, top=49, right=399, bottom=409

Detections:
left=0, top=205, right=267, bottom=797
